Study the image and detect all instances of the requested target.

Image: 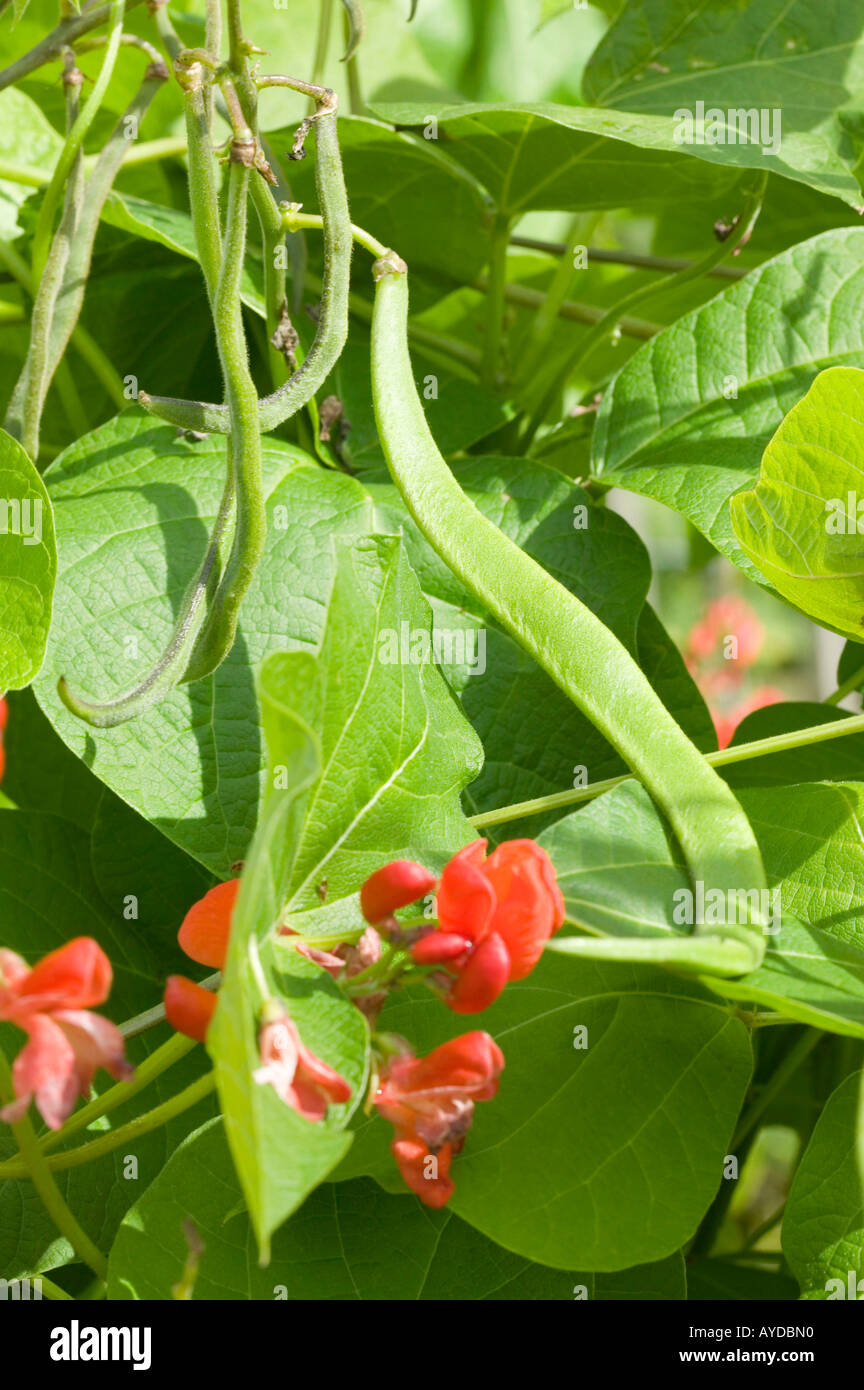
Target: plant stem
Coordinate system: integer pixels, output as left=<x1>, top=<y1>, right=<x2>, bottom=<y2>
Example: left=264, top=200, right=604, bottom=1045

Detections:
left=482, top=213, right=511, bottom=388
left=0, top=0, right=146, bottom=92
left=469, top=708, right=864, bottom=828
left=343, top=7, right=364, bottom=113
left=36, top=1274, right=74, bottom=1301
left=39, top=1032, right=197, bottom=1154
left=473, top=275, right=660, bottom=340
left=0, top=1045, right=107, bottom=1277
left=825, top=665, right=864, bottom=705
left=31, top=0, right=126, bottom=282
left=517, top=212, right=599, bottom=384
left=0, top=1072, right=216, bottom=1181
left=510, top=236, right=746, bottom=281
left=520, top=175, right=767, bottom=447
left=312, top=0, right=334, bottom=86
left=732, top=1028, right=823, bottom=1148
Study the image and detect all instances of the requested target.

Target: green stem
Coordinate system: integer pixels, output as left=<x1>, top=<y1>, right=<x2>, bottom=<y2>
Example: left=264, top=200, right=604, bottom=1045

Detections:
left=0, top=1072, right=216, bottom=1181
left=31, top=0, right=126, bottom=282
left=36, top=1274, right=74, bottom=1301
left=181, top=155, right=265, bottom=683
left=342, top=6, right=364, bottom=113
left=474, top=276, right=660, bottom=340
left=0, top=0, right=147, bottom=92
left=0, top=1045, right=107, bottom=1277
left=39, top=1033, right=197, bottom=1155
left=732, top=1028, right=823, bottom=1148
left=481, top=213, right=511, bottom=388
left=469, top=708, right=864, bottom=829
left=371, top=255, right=767, bottom=973
left=516, top=212, right=599, bottom=384
left=825, top=665, right=864, bottom=705
left=520, top=175, right=766, bottom=447
left=510, top=236, right=746, bottom=281
left=312, top=0, right=334, bottom=85
left=141, top=105, right=352, bottom=435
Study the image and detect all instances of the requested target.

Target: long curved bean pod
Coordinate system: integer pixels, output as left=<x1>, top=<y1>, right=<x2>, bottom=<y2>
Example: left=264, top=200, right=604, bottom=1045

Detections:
left=139, top=111, right=352, bottom=435
left=57, top=480, right=235, bottom=727
left=369, top=255, right=768, bottom=974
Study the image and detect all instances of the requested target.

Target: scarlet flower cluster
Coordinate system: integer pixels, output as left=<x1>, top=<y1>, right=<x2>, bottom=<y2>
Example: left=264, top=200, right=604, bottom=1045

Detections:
left=362, top=839, right=564, bottom=1013
left=0, top=938, right=132, bottom=1129
left=165, top=878, right=351, bottom=1124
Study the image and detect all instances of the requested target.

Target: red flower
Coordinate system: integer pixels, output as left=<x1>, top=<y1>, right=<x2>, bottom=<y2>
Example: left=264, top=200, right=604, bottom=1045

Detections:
left=0, top=938, right=132, bottom=1130
left=375, top=1031, right=504, bottom=1208
left=178, top=878, right=240, bottom=969
left=360, top=860, right=437, bottom=926
left=164, top=975, right=217, bottom=1043
left=411, top=840, right=564, bottom=1013
left=253, top=1005, right=351, bottom=1122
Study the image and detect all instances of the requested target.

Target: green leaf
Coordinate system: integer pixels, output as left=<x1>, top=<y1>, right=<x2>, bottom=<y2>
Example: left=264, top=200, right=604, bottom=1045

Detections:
left=100, top=193, right=265, bottom=315
left=371, top=100, right=741, bottom=215
left=34, top=413, right=375, bottom=876
left=0, top=426, right=56, bottom=688
left=107, top=1120, right=685, bottom=1299
left=722, top=702, right=864, bottom=789
left=0, top=87, right=62, bottom=238
left=584, top=0, right=864, bottom=207
left=592, top=229, right=864, bottom=580
left=209, top=536, right=482, bottom=1255
left=783, top=1070, right=864, bottom=1298
left=542, top=780, right=864, bottom=1036
left=731, top=367, right=864, bottom=640
left=207, top=645, right=365, bottom=1261
left=738, top=781, right=864, bottom=954
left=353, top=956, right=751, bottom=1270
left=268, top=115, right=493, bottom=282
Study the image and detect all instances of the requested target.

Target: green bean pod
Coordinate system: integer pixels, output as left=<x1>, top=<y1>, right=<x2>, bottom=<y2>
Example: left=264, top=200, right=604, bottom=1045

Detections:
left=370, top=255, right=767, bottom=974
left=139, top=111, right=352, bottom=435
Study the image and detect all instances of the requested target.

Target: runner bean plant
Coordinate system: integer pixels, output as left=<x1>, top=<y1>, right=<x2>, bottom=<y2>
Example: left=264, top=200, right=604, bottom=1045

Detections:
left=0, top=0, right=863, bottom=1303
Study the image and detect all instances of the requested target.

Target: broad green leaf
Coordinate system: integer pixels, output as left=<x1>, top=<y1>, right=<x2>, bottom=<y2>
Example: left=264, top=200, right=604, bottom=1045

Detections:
left=731, top=367, right=864, bottom=640
left=209, top=537, right=482, bottom=1254
left=784, top=1070, right=864, bottom=1298
left=1, top=686, right=104, bottom=831
left=0, top=809, right=214, bottom=1278
left=838, top=638, right=864, bottom=694
left=0, top=426, right=56, bottom=689
left=542, top=781, right=864, bottom=1036
left=344, top=957, right=751, bottom=1270
left=35, top=412, right=375, bottom=876
left=269, top=115, right=493, bottom=281
left=107, top=1120, right=685, bottom=1299
left=592, top=229, right=864, bottom=580
left=101, top=193, right=265, bottom=315
left=371, top=100, right=741, bottom=215
left=722, top=702, right=864, bottom=789
left=738, top=781, right=864, bottom=954
left=0, top=87, right=62, bottom=238
left=585, top=0, right=864, bottom=207
left=278, top=536, right=483, bottom=914
left=208, top=644, right=365, bottom=1260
